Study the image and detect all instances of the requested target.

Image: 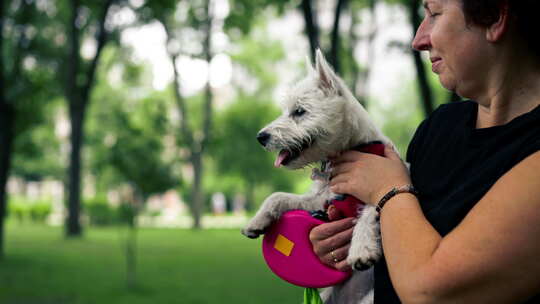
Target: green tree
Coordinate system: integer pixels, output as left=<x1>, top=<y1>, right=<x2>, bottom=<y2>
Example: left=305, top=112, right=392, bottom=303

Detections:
left=63, top=0, right=120, bottom=237
left=135, top=0, right=217, bottom=229
left=0, top=0, right=63, bottom=259
left=109, top=98, right=178, bottom=289
left=11, top=100, right=63, bottom=181
left=87, top=64, right=179, bottom=288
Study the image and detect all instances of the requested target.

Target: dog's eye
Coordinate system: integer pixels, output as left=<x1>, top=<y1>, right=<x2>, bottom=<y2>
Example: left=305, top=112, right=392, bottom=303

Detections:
left=292, top=107, right=307, bottom=117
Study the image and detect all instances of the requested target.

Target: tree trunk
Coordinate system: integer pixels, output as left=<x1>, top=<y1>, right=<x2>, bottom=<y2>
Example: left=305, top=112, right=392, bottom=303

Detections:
left=353, top=0, right=378, bottom=107
left=330, top=0, right=347, bottom=74
left=409, top=0, right=435, bottom=117
left=0, top=102, right=14, bottom=261
left=300, top=0, right=320, bottom=62
left=122, top=188, right=141, bottom=289
left=162, top=20, right=193, bottom=150
left=190, top=152, right=203, bottom=229
left=125, top=206, right=138, bottom=290
left=66, top=104, right=84, bottom=236
left=65, top=0, right=114, bottom=237
left=65, top=0, right=83, bottom=237
left=162, top=21, right=200, bottom=229
left=125, top=221, right=137, bottom=289
left=0, top=0, right=14, bottom=260
left=159, top=1, right=214, bottom=230
left=190, top=0, right=214, bottom=230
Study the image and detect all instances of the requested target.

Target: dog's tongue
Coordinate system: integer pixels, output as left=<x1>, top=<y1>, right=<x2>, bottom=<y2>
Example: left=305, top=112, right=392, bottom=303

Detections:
left=274, top=150, right=290, bottom=167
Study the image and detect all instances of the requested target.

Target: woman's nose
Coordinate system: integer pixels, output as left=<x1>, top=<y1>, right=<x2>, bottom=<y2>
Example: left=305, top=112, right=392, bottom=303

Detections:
left=412, top=20, right=431, bottom=51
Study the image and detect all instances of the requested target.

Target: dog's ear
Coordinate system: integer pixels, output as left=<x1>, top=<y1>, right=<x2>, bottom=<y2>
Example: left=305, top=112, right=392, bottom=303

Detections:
left=305, top=55, right=315, bottom=75
left=315, top=49, right=340, bottom=95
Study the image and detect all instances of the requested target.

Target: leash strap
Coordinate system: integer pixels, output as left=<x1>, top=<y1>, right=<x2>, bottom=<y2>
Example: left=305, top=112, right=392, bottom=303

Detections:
left=304, top=288, right=324, bottom=304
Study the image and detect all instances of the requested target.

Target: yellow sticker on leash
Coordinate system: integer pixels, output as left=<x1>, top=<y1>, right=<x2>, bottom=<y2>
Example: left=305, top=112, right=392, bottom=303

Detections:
left=274, top=234, right=295, bottom=256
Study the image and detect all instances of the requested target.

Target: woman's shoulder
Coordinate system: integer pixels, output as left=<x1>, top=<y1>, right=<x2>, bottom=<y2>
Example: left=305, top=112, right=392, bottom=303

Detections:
left=406, top=101, right=475, bottom=162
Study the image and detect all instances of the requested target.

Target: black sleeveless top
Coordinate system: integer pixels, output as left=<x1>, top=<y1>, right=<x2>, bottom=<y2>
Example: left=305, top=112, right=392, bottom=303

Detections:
left=374, top=101, right=540, bottom=303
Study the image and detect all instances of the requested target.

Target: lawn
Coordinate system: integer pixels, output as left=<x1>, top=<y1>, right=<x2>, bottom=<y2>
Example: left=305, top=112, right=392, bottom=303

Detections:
left=0, top=222, right=303, bottom=304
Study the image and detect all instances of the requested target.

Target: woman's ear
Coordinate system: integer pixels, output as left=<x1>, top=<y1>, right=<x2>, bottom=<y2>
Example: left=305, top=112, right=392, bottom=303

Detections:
left=486, top=2, right=509, bottom=42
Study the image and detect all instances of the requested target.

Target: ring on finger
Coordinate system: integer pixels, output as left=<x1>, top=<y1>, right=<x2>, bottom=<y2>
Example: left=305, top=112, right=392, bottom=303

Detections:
left=330, top=250, right=339, bottom=263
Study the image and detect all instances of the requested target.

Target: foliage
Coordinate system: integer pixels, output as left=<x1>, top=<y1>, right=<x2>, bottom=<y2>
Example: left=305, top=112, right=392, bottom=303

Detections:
left=7, top=201, right=28, bottom=223
left=28, top=202, right=52, bottom=223
left=7, top=197, right=52, bottom=224
left=2, top=0, right=438, bottom=224
left=3, top=0, right=64, bottom=182
left=208, top=26, right=309, bottom=210
left=368, top=70, right=452, bottom=157
left=84, top=196, right=118, bottom=226
left=225, top=0, right=289, bottom=35
left=87, top=47, right=180, bottom=199
left=212, top=97, right=298, bottom=191
left=11, top=100, right=64, bottom=181
left=117, top=203, right=137, bottom=227
left=230, top=34, right=286, bottom=91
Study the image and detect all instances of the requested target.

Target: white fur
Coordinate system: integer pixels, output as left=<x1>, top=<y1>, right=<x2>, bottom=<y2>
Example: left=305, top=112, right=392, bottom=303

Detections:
left=242, top=50, right=397, bottom=304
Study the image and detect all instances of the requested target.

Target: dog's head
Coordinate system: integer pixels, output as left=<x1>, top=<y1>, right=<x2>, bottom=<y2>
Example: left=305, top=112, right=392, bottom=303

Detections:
left=257, top=50, right=373, bottom=169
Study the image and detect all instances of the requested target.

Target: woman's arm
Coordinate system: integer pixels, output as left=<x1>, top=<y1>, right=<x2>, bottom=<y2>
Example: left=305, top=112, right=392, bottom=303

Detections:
left=331, top=149, right=540, bottom=303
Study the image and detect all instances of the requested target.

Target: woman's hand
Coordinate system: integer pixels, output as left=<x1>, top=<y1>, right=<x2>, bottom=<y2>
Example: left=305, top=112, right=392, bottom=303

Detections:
left=309, top=205, right=355, bottom=271
left=330, top=145, right=411, bottom=205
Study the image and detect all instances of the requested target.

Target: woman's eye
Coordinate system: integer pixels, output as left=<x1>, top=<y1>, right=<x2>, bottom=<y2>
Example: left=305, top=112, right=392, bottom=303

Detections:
left=292, top=107, right=306, bottom=117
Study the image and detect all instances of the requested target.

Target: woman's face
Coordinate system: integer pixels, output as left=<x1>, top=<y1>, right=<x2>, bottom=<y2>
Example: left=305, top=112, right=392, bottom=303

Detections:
left=412, top=0, right=494, bottom=97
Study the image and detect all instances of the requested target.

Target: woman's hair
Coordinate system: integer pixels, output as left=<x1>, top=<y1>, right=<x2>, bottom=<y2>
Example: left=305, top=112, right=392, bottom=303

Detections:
left=461, top=0, right=539, bottom=57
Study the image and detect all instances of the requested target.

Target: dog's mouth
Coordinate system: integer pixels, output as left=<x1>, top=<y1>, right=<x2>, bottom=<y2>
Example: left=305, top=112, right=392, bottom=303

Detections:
left=274, top=138, right=314, bottom=167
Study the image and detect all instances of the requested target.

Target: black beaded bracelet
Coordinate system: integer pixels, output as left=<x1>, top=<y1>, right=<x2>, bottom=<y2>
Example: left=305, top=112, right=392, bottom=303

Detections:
left=375, top=185, right=418, bottom=214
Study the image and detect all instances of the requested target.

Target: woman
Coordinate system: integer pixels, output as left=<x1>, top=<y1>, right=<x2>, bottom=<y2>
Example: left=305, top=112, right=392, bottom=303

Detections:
left=310, top=0, right=540, bottom=303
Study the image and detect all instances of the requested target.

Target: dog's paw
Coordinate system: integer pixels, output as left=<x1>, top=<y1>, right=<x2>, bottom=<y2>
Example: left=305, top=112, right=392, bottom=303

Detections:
left=241, top=215, right=273, bottom=239
left=241, top=227, right=266, bottom=239
left=351, top=256, right=377, bottom=271
left=347, top=242, right=381, bottom=271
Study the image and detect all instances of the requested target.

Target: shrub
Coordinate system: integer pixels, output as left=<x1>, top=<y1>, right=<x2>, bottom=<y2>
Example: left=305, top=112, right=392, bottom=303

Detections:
left=29, top=201, right=52, bottom=223
left=8, top=197, right=52, bottom=223
left=117, top=203, right=137, bottom=227
left=8, top=201, right=29, bottom=223
left=84, top=197, right=118, bottom=226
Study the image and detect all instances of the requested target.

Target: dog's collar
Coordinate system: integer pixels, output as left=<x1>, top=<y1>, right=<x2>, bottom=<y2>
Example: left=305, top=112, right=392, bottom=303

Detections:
left=311, top=141, right=385, bottom=182
left=351, top=140, right=384, bottom=153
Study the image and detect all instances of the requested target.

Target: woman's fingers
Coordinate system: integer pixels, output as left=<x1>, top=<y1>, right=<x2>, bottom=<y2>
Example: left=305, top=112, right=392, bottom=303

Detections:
left=384, top=144, right=402, bottom=161
left=329, top=173, right=350, bottom=187
left=335, top=259, right=352, bottom=272
left=329, top=150, right=363, bottom=164
left=312, top=225, right=354, bottom=257
left=319, top=225, right=354, bottom=254
left=309, top=215, right=356, bottom=271
left=322, top=243, right=350, bottom=267
left=310, top=217, right=355, bottom=242
left=330, top=163, right=353, bottom=178
left=327, top=204, right=342, bottom=221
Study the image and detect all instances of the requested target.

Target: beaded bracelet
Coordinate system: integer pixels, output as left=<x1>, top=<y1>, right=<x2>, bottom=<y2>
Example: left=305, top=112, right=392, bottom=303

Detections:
left=375, top=184, right=418, bottom=214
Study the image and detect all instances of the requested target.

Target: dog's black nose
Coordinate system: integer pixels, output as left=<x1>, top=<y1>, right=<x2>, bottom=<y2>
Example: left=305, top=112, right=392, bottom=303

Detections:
left=257, top=132, right=271, bottom=146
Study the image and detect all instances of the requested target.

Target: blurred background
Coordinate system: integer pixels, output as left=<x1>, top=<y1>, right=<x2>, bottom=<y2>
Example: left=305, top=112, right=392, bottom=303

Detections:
left=0, top=0, right=455, bottom=303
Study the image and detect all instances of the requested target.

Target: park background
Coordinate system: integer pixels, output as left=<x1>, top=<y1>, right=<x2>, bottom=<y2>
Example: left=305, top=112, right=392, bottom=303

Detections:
left=0, top=0, right=456, bottom=303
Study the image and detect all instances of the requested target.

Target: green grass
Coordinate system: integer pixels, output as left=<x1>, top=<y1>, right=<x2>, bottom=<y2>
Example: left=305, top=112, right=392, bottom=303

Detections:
left=0, top=222, right=303, bottom=304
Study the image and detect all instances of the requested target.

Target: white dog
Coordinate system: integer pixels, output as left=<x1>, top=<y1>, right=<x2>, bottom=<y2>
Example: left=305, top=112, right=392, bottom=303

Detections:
left=242, top=50, right=396, bottom=304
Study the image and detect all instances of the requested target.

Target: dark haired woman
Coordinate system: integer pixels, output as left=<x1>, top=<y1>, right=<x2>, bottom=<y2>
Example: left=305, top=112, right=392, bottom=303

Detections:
left=311, top=0, right=540, bottom=303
